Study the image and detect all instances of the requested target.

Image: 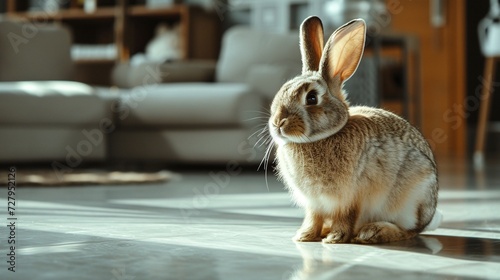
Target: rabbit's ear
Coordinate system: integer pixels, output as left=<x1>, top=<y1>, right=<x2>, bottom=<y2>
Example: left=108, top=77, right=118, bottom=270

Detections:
left=300, top=16, right=324, bottom=73
left=319, top=19, right=366, bottom=83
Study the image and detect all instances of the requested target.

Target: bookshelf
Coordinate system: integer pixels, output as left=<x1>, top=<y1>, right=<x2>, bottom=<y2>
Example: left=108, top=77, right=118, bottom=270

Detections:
left=3, top=0, right=221, bottom=65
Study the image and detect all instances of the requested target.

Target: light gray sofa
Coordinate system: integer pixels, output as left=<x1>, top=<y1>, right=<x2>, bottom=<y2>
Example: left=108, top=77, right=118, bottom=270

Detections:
left=0, top=21, right=113, bottom=164
left=0, top=21, right=301, bottom=165
left=109, top=27, right=301, bottom=164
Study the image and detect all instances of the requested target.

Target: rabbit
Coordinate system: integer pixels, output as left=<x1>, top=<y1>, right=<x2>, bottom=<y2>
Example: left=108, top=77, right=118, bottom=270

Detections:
left=267, top=16, right=442, bottom=244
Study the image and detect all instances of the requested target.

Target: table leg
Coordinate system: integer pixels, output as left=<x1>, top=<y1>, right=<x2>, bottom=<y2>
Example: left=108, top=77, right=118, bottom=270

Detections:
left=474, top=57, right=497, bottom=167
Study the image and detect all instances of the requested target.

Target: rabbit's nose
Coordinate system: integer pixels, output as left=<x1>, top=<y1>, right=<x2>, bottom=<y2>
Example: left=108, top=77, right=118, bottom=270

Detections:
left=278, top=118, right=288, bottom=135
left=278, top=118, right=288, bottom=128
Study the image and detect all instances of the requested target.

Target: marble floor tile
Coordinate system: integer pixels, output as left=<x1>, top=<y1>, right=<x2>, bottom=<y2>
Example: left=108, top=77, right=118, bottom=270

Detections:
left=1, top=159, right=500, bottom=280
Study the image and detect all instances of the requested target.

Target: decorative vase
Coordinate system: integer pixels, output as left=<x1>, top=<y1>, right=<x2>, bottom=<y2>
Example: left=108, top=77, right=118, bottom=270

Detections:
left=478, top=0, right=500, bottom=57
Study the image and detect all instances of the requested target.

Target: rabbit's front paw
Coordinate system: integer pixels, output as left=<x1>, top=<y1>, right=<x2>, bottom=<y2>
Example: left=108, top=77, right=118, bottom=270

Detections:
left=293, top=229, right=322, bottom=242
left=322, top=230, right=350, bottom=244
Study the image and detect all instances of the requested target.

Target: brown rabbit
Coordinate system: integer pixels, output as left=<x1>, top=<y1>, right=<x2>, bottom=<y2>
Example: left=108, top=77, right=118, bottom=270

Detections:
left=267, top=16, right=441, bottom=244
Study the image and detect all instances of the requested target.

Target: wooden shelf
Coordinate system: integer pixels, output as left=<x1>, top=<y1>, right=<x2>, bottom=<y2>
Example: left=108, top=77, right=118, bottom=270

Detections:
left=7, top=5, right=191, bottom=20
left=128, top=5, right=186, bottom=17
left=73, top=58, right=117, bottom=64
left=8, top=7, right=117, bottom=21
left=59, top=7, right=117, bottom=20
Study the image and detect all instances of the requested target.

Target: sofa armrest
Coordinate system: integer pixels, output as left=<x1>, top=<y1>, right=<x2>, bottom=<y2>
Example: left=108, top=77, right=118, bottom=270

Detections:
left=246, top=64, right=301, bottom=102
left=112, top=60, right=217, bottom=88
left=0, top=22, right=73, bottom=81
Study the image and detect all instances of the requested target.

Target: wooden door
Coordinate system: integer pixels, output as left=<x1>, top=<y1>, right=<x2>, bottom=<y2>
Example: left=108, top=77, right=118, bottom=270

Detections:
left=389, top=0, right=466, bottom=159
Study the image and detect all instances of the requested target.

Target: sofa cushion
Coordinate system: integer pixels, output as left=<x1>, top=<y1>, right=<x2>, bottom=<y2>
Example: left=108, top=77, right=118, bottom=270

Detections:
left=0, top=127, right=107, bottom=162
left=216, top=27, right=301, bottom=83
left=0, top=81, right=112, bottom=125
left=109, top=129, right=264, bottom=164
left=0, top=21, right=73, bottom=81
left=119, top=83, right=263, bottom=128
left=112, top=60, right=217, bottom=88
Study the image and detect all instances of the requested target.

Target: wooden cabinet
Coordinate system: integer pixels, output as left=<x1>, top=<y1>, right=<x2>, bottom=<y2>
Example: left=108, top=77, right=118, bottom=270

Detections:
left=389, top=0, right=467, bottom=159
left=3, top=0, right=221, bottom=84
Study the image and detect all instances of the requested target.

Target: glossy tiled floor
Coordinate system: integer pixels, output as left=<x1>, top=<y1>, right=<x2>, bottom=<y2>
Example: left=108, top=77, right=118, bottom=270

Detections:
left=1, top=158, right=500, bottom=280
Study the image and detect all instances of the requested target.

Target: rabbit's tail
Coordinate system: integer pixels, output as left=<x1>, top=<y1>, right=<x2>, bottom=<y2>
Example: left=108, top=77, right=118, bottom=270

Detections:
left=424, top=209, right=443, bottom=231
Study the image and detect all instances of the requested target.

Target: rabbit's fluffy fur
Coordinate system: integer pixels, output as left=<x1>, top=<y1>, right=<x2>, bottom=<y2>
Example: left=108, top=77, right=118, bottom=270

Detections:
left=267, top=16, right=440, bottom=244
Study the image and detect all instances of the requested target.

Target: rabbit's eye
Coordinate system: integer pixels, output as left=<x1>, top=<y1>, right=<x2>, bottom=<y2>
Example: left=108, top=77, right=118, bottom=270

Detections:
left=306, top=90, right=318, bottom=105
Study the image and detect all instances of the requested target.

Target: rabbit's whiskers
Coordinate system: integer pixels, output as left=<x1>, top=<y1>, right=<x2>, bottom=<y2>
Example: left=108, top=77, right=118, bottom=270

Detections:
left=248, top=125, right=267, bottom=141
left=258, top=138, right=274, bottom=192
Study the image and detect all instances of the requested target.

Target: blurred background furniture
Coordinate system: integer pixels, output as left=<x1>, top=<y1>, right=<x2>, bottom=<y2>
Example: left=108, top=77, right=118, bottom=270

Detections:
left=0, top=21, right=113, bottom=163
left=474, top=56, right=499, bottom=167
left=3, top=0, right=221, bottom=86
left=0, top=20, right=301, bottom=165
left=108, top=26, right=301, bottom=164
left=474, top=0, right=500, bottom=167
